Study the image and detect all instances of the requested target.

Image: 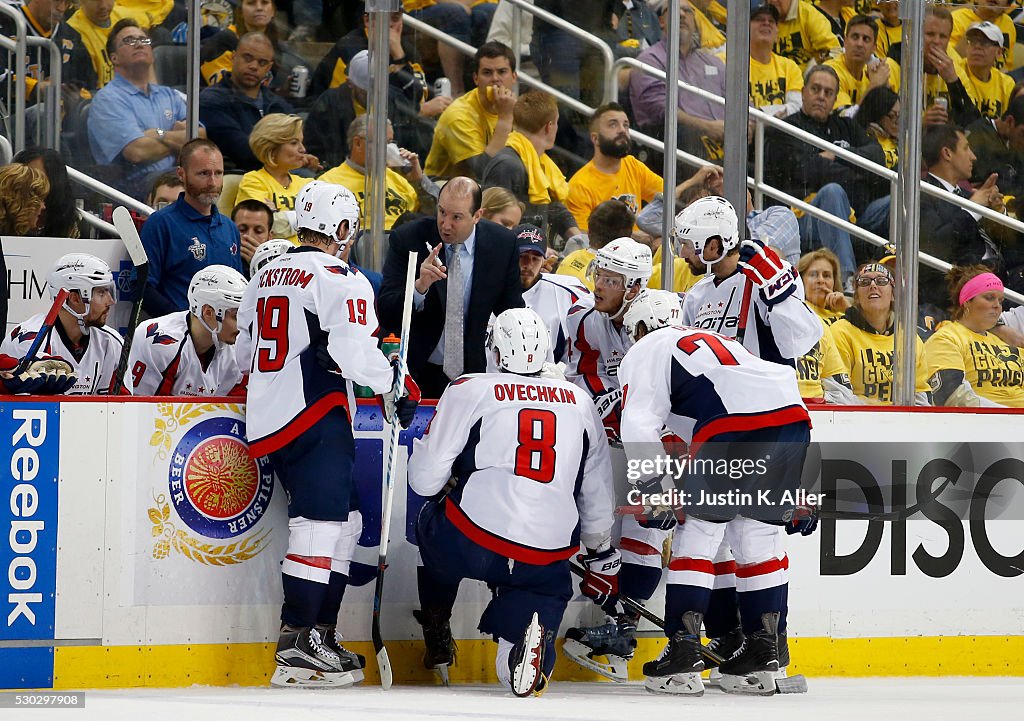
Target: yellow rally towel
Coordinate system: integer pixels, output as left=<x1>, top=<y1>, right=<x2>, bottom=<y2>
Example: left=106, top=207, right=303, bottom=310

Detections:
left=506, top=130, right=569, bottom=205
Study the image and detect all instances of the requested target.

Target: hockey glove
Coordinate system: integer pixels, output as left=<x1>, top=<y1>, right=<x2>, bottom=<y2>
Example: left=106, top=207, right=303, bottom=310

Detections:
left=594, top=388, right=623, bottom=444
left=783, top=503, right=819, bottom=536
left=382, top=358, right=421, bottom=429
left=633, top=477, right=679, bottom=530
left=577, top=547, right=621, bottom=607
left=0, top=355, right=76, bottom=395
left=738, top=238, right=799, bottom=307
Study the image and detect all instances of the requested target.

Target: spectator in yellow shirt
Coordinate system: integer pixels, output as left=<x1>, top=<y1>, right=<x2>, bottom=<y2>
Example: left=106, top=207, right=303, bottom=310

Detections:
left=798, top=248, right=849, bottom=323
left=67, top=0, right=127, bottom=88
left=926, top=265, right=1024, bottom=408
left=950, top=0, right=1017, bottom=73
left=235, top=113, right=318, bottom=242
left=955, top=21, right=1015, bottom=120
left=874, top=0, right=901, bottom=60
left=829, top=263, right=931, bottom=404
left=556, top=199, right=635, bottom=290
left=768, top=0, right=841, bottom=68
left=825, top=14, right=900, bottom=114
left=423, top=41, right=518, bottom=179
left=319, top=116, right=434, bottom=232
left=747, top=2, right=804, bottom=117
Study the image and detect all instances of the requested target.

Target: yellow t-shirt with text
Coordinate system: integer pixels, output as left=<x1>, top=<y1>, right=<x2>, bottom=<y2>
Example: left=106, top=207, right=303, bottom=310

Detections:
left=825, top=55, right=901, bottom=110
left=556, top=249, right=596, bottom=291
left=749, top=52, right=804, bottom=110
left=235, top=169, right=312, bottom=243
left=566, top=156, right=662, bottom=233
left=955, top=58, right=1015, bottom=120
left=829, top=318, right=930, bottom=404
left=775, top=0, right=841, bottom=68
left=924, top=321, right=1024, bottom=407
left=318, top=163, right=419, bottom=232
left=797, top=312, right=846, bottom=400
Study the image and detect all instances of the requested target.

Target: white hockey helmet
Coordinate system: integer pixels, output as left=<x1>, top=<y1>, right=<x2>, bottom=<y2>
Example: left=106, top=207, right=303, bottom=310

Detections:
left=249, top=238, right=293, bottom=277
left=623, top=289, right=684, bottom=342
left=188, top=264, right=247, bottom=329
left=295, top=180, right=361, bottom=248
left=48, top=253, right=115, bottom=333
left=487, top=308, right=550, bottom=375
left=672, top=195, right=739, bottom=268
left=48, top=253, right=114, bottom=302
left=587, top=237, right=653, bottom=289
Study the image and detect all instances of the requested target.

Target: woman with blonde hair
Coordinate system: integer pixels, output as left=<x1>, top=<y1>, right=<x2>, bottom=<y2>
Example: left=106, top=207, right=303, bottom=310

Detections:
left=236, top=113, right=319, bottom=241
left=0, top=163, right=50, bottom=330
left=798, top=248, right=849, bottom=323
left=829, top=262, right=931, bottom=405
left=925, top=265, right=1024, bottom=407
left=480, top=186, right=525, bottom=229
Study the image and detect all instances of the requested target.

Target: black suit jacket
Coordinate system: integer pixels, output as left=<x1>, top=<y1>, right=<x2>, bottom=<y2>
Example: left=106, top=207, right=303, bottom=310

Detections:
left=379, top=217, right=525, bottom=385
left=919, top=174, right=1004, bottom=308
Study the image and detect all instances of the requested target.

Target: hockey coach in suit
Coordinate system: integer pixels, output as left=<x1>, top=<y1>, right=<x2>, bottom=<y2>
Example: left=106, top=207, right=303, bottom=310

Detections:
left=380, top=176, right=525, bottom=398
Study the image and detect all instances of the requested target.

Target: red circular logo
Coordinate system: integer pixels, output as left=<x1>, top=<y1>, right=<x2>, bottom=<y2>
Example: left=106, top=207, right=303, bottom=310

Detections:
left=183, top=437, right=259, bottom=520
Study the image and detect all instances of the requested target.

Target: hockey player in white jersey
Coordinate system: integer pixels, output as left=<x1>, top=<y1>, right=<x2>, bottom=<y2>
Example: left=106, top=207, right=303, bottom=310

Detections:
left=561, top=237, right=666, bottom=681
left=676, top=196, right=821, bottom=365
left=514, top=224, right=590, bottom=364
left=674, top=196, right=821, bottom=672
left=1, top=253, right=122, bottom=395
left=409, top=308, right=616, bottom=696
left=236, top=181, right=420, bottom=688
left=620, top=290, right=817, bottom=696
left=127, top=266, right=247, bottom=396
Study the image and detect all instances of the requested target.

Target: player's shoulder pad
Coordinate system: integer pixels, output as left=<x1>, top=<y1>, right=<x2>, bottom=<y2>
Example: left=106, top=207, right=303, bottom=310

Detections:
left=97, top=325, right=125, bottom=347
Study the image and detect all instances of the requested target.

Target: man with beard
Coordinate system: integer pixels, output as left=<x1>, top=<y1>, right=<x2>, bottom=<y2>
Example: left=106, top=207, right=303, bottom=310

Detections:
left=567, top=102, right=711, bottom=233
left=513, top=224, right=590, bottom=364
left=1, top=254, right=122, bottom=395
left=140, top=139, right=244, bottom=316
left=630, top=1, right=727, bottom=162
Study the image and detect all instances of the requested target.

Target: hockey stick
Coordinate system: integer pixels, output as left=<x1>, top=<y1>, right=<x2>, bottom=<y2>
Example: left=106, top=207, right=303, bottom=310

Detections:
left=733, top=277, right=754, bottom=347
left=569, top=562, right=807, bottom=693
left=110, top=206, right=150, bottom=395
left=15, top=289, right=70, bottom=374
left=372, top=251, right=418, bottom=691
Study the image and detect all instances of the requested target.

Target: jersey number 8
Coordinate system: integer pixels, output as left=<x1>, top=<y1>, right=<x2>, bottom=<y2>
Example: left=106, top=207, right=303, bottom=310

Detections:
left=513, top=408, right=557, bottom=483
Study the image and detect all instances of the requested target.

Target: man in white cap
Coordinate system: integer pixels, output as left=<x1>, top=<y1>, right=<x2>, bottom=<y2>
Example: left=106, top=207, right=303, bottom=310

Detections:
left=955, top=21, right=1015, bottom=120
left=236, top=180, right=420, bottom=688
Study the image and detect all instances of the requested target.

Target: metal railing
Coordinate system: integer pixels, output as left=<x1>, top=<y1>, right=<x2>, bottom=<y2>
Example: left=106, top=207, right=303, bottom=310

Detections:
left=0, top=6, right=62, bottom=151
left=0, top=3, right=28, bottom=152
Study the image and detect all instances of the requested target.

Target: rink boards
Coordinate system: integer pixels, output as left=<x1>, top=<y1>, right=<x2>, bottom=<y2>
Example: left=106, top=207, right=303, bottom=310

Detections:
left=1, top=398, right=1022, bottom=689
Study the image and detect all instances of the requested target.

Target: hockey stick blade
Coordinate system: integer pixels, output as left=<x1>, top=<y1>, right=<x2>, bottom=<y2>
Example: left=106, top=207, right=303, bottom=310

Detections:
left=110, top=206, right=150, bottom=395
left=372, top=251, right=418, bottom=690
left=15, top=289, right=70, bottom=374
left=817, top=476, right=955, bottom=522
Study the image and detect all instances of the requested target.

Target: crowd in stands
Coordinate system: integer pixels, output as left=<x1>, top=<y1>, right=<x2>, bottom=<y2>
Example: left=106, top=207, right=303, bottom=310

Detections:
left=2, top=0, right=1024, bottom=407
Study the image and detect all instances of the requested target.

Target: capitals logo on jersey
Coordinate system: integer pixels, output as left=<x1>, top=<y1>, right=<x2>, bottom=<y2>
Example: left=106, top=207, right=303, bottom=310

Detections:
left=145, top=322, right=177, bottom=345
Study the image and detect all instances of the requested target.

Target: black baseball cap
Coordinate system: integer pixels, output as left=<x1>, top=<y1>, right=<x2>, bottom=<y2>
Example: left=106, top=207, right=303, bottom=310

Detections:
left=514, top=224, right=547, bottom=256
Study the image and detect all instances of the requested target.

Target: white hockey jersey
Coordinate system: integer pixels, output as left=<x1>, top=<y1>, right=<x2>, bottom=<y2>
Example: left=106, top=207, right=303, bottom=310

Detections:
left=235, top=247, right=394, bottom=457
left=524, top=273, right=591, bottom=363
left=681, top=268, right=822, bottom=365
left=0, top=312, right=123, bottom=395
left=127, top=311, right=244, bottom=397
left=564, top=295, right=633, bottom=396
left=620, top=326, right=810, bottom=447
left=409, top=372, right=615, bottom=564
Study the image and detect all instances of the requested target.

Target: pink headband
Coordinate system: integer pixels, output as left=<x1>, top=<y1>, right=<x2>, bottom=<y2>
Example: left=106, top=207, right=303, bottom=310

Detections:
left=959, top=273, right=1004, bottom=306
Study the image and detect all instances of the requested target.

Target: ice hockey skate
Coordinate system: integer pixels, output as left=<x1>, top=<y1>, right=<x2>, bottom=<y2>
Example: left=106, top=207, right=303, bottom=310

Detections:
left=642, top=612, right=705, bottom=695
left=316, top=624, right=367, bottom=670
left=270, top=626, right=364, bottom=688
left=563, top=613, right=637, bottom=682
left=509, top=613, right=548, bottom=697
left=414, top=608, right=457, bottom=685
left=718, top=612, right=784, bottom=695
left=704, top=626, right=745, bottom=686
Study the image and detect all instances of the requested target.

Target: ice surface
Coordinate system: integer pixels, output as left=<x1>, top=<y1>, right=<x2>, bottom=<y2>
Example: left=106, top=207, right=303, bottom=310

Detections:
left=10, top=678, right=1023, bottom=721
